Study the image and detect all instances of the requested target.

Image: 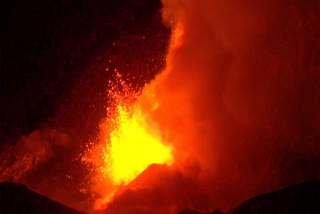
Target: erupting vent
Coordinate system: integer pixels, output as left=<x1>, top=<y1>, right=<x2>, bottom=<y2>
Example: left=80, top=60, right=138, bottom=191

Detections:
left=104, top=72, right=173, bottom=185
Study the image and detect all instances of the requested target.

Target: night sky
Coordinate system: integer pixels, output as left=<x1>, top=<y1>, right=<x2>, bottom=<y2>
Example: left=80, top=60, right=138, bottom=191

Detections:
left=0, top=0, right=169, bottom=146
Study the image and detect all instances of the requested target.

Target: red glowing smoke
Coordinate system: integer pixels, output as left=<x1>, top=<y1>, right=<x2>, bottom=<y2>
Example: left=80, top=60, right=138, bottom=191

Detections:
left=104, top=0, right=320, bottom=213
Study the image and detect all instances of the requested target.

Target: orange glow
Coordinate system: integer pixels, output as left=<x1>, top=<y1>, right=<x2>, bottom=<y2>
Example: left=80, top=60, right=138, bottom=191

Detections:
left=106, top=101, right=173, bottom=185
left=101, top=72, right=173, bottom=186
left=82, top=72, right=174, bottom=209
left=171, top=20, right=184, bottom=48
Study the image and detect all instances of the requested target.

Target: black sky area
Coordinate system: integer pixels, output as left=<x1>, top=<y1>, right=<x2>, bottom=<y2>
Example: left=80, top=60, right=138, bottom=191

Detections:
left=0, top=0, right=170, bottom=146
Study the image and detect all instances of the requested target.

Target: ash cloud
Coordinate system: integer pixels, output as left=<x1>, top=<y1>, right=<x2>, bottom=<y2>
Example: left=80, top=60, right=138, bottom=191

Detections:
left=0, top=129, right=91, bottom=211
left=106, top=0, right=320, bottom=213
left=0, top=129, right=70, bottom=182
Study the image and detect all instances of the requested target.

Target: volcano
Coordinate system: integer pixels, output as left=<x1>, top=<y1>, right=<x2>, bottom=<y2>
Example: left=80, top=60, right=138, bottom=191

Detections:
left=1, top=0, right=320, bottom=213
left=0, top=182, right=83, bottom=214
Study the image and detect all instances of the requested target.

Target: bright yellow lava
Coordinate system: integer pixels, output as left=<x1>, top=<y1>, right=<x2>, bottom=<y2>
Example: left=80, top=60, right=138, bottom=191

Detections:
left=107, top=103, right=173, bottom=185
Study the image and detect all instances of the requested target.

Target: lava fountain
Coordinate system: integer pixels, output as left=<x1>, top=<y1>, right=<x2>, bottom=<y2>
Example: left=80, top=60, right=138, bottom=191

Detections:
left=82, top=7, right=199, bottom=211
left=82, top=68, right=177, bottom=210
left=104, top=72, right=173, bottom=186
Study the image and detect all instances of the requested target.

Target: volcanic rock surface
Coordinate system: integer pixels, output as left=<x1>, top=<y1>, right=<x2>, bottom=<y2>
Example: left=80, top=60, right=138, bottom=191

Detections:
left=0, top=182, right=83, bottom=214
left=179, top=210, right=223, bottom=214
left=179, top=180, right=320, bottom=214
left=0, top=180, right=319, bottom=214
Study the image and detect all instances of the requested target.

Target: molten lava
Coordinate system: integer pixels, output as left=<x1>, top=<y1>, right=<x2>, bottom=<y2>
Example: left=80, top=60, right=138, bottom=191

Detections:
left=82, top=71, right=174, bottom=210
left=104, top=73, right=173, bottom=186
left=106, top=98, right=173, bottom=185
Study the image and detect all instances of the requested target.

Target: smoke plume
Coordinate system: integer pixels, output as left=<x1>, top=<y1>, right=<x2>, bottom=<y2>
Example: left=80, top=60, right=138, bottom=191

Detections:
left=105, top=0, right=320, bottom=213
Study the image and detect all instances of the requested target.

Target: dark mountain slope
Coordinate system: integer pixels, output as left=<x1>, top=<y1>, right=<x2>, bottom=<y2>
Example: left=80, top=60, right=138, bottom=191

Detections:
left=229, top=180, right=320, bottom=214
left=179, top=180, right=320, bottom=214
left=0, top=182, right=84, bottom=214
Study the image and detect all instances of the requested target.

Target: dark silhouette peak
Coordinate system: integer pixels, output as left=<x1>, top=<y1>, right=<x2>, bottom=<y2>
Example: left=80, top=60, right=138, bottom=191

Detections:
left=0, top=182, right=84, bottom=214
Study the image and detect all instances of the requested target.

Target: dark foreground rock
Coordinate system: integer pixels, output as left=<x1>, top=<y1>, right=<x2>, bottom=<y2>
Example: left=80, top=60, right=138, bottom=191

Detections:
left=1, top=180, right=319, bottom=214
left=179, top=209, right=223, bottom=214
left=179, top=180, right=320, bottom=214
left=0, top=182, right=84, bottom=214
left=228, top=180, right=320, bottom=214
